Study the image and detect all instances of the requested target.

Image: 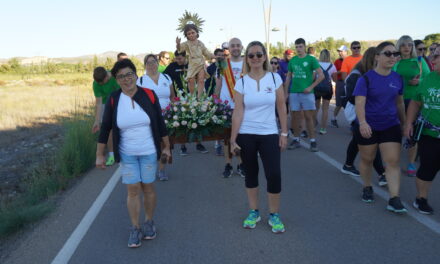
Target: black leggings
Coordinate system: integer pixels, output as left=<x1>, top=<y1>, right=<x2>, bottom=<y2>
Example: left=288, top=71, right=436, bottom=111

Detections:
left=345, top=134, right=385, bottom=175
left=417, top=135, right=440, bottom=182
left=236, top=134, right=281, bottom=194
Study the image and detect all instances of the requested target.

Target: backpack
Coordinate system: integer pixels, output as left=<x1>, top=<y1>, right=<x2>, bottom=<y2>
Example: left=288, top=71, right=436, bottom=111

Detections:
left=314, top=64, right=333, bottom=94
left=344, top=72, right=370, bottom=123
left=110, top=88, right=156, bottom=108
left=139, top=73, right=170, bottom=86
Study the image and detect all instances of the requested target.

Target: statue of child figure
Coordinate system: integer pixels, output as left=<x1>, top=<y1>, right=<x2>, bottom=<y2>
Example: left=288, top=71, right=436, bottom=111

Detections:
left=176, top=24, right=214, bottom=98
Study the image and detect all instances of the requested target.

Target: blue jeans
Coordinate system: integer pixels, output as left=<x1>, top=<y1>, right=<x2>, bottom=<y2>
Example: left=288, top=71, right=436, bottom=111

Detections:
left=120, top=152, right=157, bottom=184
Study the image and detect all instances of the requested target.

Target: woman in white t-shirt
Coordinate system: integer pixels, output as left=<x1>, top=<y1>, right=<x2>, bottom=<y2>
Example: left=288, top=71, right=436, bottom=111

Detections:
left=230, top=41, right=288, bottom=234
left=314, top=49, right=337, bottom=135
left=137, top=54, right=175, bottom=181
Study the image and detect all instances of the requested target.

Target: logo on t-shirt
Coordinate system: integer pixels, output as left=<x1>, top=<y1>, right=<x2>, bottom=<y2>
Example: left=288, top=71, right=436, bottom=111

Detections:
left=389, top=82, right=399, bottom=89
left=264, top=87, right=273, bottom=93
left=303, top=62, right=309, bottom=67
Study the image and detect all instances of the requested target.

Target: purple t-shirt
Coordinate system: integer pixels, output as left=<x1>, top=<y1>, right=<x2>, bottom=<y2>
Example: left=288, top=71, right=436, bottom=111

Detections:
left=353, top=70, right=403, bottom=131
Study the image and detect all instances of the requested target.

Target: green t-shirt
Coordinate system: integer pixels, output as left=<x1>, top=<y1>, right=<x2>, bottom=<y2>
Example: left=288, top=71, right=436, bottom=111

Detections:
left=392, top=57, right=430, bottom=100
left=288, top=55, right=320, bottom=93
left=92, top=75, right=120, bottom=104
left=415, top=71, right=440, bottom=138
left=158, top=64, right=167, bottom=73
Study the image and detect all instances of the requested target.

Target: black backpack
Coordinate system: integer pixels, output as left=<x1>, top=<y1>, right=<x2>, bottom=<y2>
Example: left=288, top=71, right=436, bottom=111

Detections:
left=314, top=64, right=333, bottom=94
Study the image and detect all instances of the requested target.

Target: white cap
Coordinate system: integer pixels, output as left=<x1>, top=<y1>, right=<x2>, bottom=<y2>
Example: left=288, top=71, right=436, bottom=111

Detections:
left=337, top=45, right=348, bottom=51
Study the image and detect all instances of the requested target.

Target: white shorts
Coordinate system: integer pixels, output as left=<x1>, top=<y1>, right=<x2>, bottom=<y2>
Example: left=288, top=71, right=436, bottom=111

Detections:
left=289, top=93, right=316, bottom=111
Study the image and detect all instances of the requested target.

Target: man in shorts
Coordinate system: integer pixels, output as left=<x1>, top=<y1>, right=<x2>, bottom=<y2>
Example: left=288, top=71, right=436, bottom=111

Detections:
left=92, top=66, right=120, bottom=165
left=284, top=38, right=323, bottom=152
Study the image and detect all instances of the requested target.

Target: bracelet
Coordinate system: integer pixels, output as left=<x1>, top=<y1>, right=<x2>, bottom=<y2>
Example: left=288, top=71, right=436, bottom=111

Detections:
left=280, top=132, right=288, bottom=137
left=359, top=121, right=367, bottom=125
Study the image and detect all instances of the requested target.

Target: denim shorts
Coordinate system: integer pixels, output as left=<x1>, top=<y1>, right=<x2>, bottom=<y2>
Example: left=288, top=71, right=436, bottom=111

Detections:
left=289, top=93, right=316, bottom=111
left=120, top=152, right=157, bottom=184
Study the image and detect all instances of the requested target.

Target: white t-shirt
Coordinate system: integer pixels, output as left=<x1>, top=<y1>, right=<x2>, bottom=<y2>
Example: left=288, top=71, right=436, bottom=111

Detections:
left=317, top=62, right=337, bottom=79
left=117, top=93, right=156, bottom=156
left=136, top=73, right=172, bottom=109
left=220, top=60, right=243, bottom=109
left=234, top=72, right=283, bottom=135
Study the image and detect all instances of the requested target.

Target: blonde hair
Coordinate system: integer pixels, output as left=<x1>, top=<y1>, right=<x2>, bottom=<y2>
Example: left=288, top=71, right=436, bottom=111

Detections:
left=319, top=49, right=331, bottom=62
left=396, top=35, right=417, bottom=58
left=243, top=41, right=270, bottom=74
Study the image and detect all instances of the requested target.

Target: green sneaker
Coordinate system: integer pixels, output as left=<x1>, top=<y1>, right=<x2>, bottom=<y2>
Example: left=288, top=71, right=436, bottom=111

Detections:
left=243, top=209, right=261, bottom=229
left=268, top=213, right=285, bottom=233
left=105, top=156, right=115, bottom=166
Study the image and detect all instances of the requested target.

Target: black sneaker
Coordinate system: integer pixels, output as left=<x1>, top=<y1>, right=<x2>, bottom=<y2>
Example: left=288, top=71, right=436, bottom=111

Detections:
left=331, top=119, right=339, bottom=128
left=288, top=139, right=300, bottom=150
left=300, top=130, right=308, bottom=138
left=196, top=143, right=209, bottom=154
left=341, top=165, right=360, bottom=177
left=180, top=145, right=188, bottom=156
left=413, top=197, right=433, bottom=215
left=223, top=164, right=233, bottom=178
left=387, top=197, right=407, bottom=214
left=378, top=174, right=387, bottom=187
left=362, top=186, right=374, bottom=203
left=310, top=141, right=318, bottom=152
left=237, top=164, right=245, bottom=178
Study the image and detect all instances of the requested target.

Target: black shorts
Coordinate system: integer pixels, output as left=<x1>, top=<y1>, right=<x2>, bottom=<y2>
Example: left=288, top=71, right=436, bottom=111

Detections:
left=315, top=91, right=332, bottom=101
left=354, top=124, right=402, bottom=145
left=335, top=80, right=345, bottom=107
left=417, top=135, right=440, bottom=182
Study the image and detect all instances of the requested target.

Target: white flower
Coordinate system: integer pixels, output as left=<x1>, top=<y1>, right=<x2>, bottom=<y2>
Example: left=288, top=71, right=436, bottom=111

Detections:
left=173, top=115, right=178, bottom=120
left=201, top=106, right=208, bottom=112
left=192, top=123, right=198, bottom=129
left=181, top=107, right=186, bottom=112
left=164, top=120, right=168, bottom=124
left=191, top=109, right=196, bottom=114
left=222, top=115, right=227, bottom=120
left=173, top=106, right=178, bottom=111
left=181, top=120, right=187, bottom=125
left=173, top=121, right=180, bottom=127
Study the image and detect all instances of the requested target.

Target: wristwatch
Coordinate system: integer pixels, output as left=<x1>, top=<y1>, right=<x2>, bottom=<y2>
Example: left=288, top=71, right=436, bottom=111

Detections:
left=280, top=132, right=288, bottom=137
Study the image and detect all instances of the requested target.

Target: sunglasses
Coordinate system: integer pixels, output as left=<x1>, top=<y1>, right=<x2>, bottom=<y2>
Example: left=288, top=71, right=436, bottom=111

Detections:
left=380, top=51, right=401, bottom=58
left=418, top=47, right=427, bottom=52
left=270, top=61, right=278, bottom=65
left=430, top=48, right=437, bottom=52
left=116, top=71, right=136, bottom=80
left=163, top=57, right=170, bottom=60
left=247, top=52, right=264, bottom=59
left=434, top=54, right=440, bottom=60
left=352, top=46, right=361, bottom=50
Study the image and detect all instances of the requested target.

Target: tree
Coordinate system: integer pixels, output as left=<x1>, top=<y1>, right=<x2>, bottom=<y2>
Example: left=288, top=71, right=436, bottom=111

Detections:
left=424, top=33, right=440, bottom=47
left=177, top=10, right=205, bottom=33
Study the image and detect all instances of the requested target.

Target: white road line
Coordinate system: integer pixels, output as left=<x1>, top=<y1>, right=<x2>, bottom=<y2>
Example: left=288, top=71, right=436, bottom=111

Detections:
left=300, top=141, right=440, bottom=235
left=51, top=168, right=121, bottom=264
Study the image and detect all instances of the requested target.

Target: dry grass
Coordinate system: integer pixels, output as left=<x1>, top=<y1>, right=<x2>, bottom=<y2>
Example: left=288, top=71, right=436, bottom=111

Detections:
left=0, top=73, right=94, bottom=130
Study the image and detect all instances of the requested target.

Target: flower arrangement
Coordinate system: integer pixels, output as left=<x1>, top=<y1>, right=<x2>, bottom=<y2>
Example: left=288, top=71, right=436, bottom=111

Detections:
left=163, top=90, right=233, bottom=142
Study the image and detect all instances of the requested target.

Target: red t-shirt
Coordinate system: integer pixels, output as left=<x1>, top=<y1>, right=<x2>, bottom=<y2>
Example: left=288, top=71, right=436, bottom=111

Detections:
left=334, top=58, right=344, bottom=81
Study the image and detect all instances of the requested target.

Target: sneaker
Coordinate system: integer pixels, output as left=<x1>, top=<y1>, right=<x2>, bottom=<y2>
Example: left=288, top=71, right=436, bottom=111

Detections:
left=300, top=130, right=308, bottom=138
left=407, top=163, right=416, bottom=177
left=310, top=141, right=318, bottom=152
left=413, top=197, right=433, bottom=215
left=158, top=170, right=168, bottom=181
left=106, top=156, right=115, bottom=166
left=378, top=174, right=387, bottom=187
left=180, top=146, right=188, bottom=156
left=387, top=197, right=407, bottom=214
left=243, top=210, right=261, bottom=229
left=215, top=144, right=224, bottom=156
left=268, top=213, right=285, bottom=234
left=223, top=164, right=233, bottom=178
left=141, top=220, right=157, bottom=240
left=128, top=226, right=142, bottom=248
left=237, top=163, right=245, bottom=178
left=362, top=186, right=374, bottom=203
left=341, top=165, right=360, bottom=177
left=319, top=128, right=327, bottom=135
left=196, top=143, right=209, bottom=154
left=331, top=119, right=339, bottom=128
left=288, top=139, right=300, bottom=150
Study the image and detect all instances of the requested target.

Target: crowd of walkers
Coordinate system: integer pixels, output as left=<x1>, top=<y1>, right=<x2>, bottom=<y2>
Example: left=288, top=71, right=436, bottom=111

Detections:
left=91, top=29, right=440, bottom=248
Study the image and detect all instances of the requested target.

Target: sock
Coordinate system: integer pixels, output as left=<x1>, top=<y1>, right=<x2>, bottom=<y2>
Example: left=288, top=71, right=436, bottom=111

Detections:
left=310, top=138, right=316, bottom=142
left=108, top=152, right=114, bottom=157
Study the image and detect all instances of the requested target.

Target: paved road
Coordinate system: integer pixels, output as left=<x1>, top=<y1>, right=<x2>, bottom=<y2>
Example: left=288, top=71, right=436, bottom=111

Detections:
left=4, top=109, right=440, bottom=264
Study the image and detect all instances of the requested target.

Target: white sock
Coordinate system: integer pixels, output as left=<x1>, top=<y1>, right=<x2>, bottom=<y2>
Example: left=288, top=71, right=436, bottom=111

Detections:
left=310, top=138, right=316, bottom=142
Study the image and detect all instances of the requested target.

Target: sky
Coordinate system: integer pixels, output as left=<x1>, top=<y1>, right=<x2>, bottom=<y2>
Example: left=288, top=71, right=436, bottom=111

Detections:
left=1, top=0, right=438, bottom=59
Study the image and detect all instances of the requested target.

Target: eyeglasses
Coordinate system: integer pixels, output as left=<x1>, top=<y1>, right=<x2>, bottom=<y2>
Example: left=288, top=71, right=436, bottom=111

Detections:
left=247, top=52, right=264, bottom=59
left=379, top=51, right=401, bottom=58
left=270, top=61, right=278, bottom=65
left=418, top=47, right=427, bottom=52
left=352, top=46, right=361, bottom=50
left=163, top=57, right=170, bottom=60
left=116, top=71, right=136, bottom=80
left=430, top=48, right=437, bottom=52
